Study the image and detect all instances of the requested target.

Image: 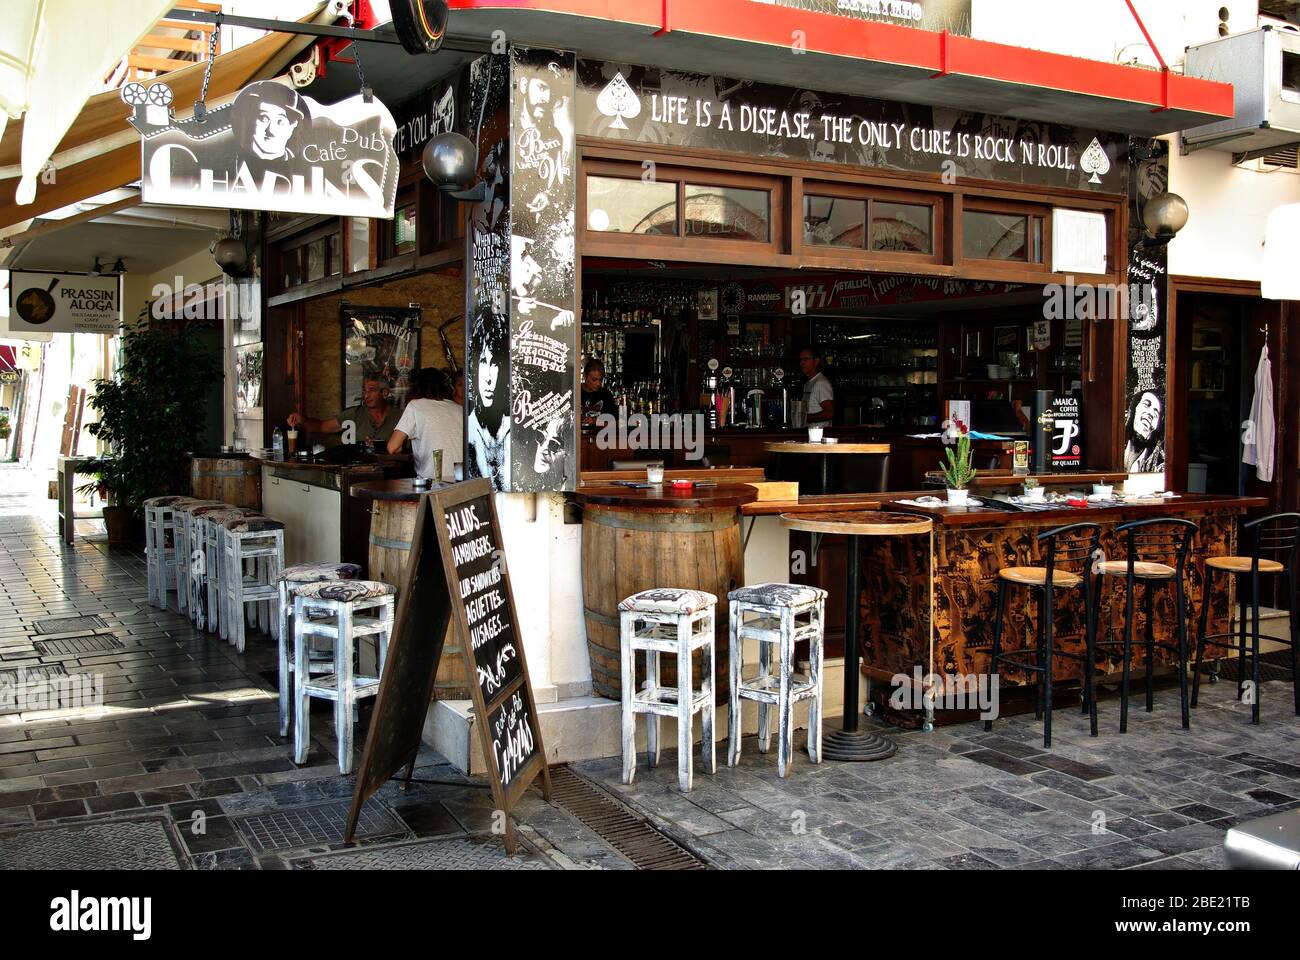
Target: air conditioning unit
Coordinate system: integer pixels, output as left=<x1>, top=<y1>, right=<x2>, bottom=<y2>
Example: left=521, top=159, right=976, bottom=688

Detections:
left=1183, top=25, right=1300, bottom=153
left=1235, top=143, right=1300, bottom=172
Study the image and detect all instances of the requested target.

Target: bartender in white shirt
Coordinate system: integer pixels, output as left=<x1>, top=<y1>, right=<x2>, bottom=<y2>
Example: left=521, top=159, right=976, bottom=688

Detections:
left=798, top=345, right=834, bottom=424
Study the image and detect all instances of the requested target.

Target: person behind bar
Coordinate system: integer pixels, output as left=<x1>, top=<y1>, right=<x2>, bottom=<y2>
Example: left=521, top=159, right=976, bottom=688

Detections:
left=288, top=373, right=400, bottom=446
left=388, top=368, right=461, bottom=481
left=451, top=371, right=465, bottom=406
left=581, top=358, right=617, bottom=427
left=799, top=345, right=834, bottom=424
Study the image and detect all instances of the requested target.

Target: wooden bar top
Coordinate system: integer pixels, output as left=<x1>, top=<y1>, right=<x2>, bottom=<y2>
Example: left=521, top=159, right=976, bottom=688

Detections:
left=742, top=493, right=887, bottom=516
left=573, top=483, right=759, bottom=509
left=888, top=493, right=1268, bottom=527
left=780, top=510, right=933, bottom=536
left=921, top=470, right=1130, bottom=488
left=351, top=478, right=453, bottom=502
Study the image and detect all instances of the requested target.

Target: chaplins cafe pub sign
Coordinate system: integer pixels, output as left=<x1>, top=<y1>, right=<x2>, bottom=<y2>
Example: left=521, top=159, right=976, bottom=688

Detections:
left=124, top=79, right=399, bottom=218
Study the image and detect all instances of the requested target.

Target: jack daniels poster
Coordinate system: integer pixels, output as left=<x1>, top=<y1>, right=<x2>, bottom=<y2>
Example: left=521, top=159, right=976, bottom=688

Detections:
left=1124, top=140, right=1168, bottom=476
left=465, top=49, right=579, bottom=494
left=577, top=61, right=1125, bottom=193
left=341, top=303, right=421, bottom=409
left=125, top=79, right=399, bottom=219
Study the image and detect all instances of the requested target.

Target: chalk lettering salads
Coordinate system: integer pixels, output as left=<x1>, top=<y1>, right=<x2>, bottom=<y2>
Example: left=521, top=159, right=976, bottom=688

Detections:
left=125, top=79, right=399, bottom=218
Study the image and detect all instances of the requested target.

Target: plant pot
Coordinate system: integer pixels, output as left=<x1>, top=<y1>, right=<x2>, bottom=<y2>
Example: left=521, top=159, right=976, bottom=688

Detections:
left=102, top=505, right=142, bottom=547
left=945, top=488, right=970, bottom=506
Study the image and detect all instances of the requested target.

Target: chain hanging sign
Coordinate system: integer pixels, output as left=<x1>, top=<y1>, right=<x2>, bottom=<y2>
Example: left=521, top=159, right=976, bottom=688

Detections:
left=124, top=78, right=399, bottom=218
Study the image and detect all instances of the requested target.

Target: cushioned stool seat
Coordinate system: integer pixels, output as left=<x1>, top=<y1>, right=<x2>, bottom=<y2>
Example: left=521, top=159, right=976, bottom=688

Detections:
left=728, top=582, right=827, bottom=607
left=275, top=565, right=364, bottom=738
left=277, top=562, right=363, bottom=584
left=618, top=588, right=717, bottom=616
left=223, top=514, right=282, bottom=533
left=144, top=495, right=194, bottom=508
left=293, top=580, right=396, bottom=603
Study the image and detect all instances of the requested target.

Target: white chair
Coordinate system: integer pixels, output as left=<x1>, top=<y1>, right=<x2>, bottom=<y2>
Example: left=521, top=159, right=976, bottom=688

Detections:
left=220, top=513, right=284, bottom=653
left=176, top=502, right=227, bottom=630
left=728, top=583, right=826, bottom=778
left=275, top=561, right=363, bottom=737
left=142, top=496, right=191, bottom=610
left=618, top=588, right=717, bottom=793
left=292, top=580, right=396, bottom=774
left=171, top=498, right=221, bottom=618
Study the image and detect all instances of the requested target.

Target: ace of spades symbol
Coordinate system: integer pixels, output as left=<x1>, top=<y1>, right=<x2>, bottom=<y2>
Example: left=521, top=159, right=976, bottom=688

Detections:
left=597, top=72, right=640, bottom=131
left=1080, top=138, right=1111, bottom=185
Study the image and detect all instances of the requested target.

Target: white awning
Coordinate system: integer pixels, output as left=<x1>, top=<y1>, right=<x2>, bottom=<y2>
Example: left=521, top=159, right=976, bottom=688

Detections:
left=0, top=0, right=173, bottom=205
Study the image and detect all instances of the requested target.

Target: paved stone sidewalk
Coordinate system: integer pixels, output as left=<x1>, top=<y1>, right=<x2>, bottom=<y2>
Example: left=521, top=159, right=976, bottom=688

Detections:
left=0, top=479, right=626, bottom=870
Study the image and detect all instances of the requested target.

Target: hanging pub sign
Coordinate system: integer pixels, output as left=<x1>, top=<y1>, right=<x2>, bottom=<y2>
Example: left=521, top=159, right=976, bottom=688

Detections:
left=7, top=271, right=121, bottom=334
left=124, top=79, right=399, bottom=219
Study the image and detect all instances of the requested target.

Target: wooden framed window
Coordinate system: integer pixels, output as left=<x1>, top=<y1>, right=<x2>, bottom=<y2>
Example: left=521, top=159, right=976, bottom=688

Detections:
left=960, top=200, right=1048, bottom=266
left=582, top=159, right=784, bottom=258
left=801, top=182, right=942, bottom=266
left=270, top=220, right=341, bottom=294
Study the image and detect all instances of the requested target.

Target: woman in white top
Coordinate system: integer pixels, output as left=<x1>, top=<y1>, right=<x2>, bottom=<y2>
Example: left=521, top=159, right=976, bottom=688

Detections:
left=388, top=368, right=463, bottom=481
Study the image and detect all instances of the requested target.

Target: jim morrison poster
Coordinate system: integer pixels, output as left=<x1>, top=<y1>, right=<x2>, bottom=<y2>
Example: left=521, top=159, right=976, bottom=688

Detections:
left=125, top=79, right=399, bottom=218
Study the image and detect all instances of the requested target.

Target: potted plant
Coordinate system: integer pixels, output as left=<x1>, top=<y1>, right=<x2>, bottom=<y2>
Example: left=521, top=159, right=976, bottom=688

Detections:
left=940, top=419, right=977, bottom=505
left=0, top=413, right=10, bottom=441
left=81, top=322, right=219, bottom=547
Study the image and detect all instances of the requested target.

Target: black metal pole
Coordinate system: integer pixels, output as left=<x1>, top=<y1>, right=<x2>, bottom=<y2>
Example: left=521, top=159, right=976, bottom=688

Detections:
left=843, top=534, right=861, bottom=734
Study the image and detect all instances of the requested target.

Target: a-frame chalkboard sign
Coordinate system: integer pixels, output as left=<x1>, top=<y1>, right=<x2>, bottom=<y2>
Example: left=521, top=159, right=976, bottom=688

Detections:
left=345, top=479, right=550, bottom=854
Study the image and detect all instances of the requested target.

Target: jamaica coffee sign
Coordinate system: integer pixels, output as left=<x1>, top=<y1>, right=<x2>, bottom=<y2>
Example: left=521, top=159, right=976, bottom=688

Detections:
left=347, top=480, right=549, bottom=855
left=578, top=61, right=1124, bottom=193
left=124, top=78, right=399, bottom=218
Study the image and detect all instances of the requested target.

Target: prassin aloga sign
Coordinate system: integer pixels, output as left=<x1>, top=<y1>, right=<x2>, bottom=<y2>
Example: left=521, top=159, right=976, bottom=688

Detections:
left=578, top=62, right=1124, bottom=192
left=124, top=79, right=399, bottom=218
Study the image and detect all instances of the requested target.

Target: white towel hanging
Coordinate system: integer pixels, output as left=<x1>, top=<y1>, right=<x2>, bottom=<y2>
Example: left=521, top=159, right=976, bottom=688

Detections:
left=1242, top=344, right=1275, bottom=483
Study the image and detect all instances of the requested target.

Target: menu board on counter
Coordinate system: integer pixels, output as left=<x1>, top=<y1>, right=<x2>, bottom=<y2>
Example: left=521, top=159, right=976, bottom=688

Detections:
left=346, top=479, right=549, bottom=854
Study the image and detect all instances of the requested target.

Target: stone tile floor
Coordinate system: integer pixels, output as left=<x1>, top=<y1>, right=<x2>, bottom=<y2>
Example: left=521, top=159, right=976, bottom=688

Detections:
left=2, top=465, right=1298, bottom=870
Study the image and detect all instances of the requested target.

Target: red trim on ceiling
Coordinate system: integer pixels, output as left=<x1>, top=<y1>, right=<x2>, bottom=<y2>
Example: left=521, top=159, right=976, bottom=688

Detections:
left=447, top=0, right=1234, bottom=120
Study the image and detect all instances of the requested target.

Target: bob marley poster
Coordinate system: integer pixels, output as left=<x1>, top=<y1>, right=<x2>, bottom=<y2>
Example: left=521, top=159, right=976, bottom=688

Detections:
left=125, top=79, right=398, bottom=219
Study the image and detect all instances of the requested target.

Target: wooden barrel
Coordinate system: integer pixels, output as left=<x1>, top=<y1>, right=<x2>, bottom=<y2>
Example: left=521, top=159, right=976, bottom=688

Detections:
left=191, top=457, right=261, bottom=509
left=581, top=504, right=742, bottom=702
left=368, top=497, right=470, bottom=701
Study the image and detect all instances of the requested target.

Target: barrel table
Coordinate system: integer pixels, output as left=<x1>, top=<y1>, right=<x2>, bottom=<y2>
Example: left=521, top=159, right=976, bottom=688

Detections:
left=574, top=483, right=759, bottom=702
left=191, top=453, right=261, bottom=509
left=351, top=479, right=470, bottom=701
left=780, top=510, right=933, bottom=761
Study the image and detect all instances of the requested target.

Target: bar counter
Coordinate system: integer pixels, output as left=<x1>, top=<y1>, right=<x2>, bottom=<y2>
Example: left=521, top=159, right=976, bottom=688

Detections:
left=858, top=492, right=1268, bottom=723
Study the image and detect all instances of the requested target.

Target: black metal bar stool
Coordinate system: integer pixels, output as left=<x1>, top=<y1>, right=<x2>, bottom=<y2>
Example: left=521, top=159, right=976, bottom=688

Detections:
left=986, top=522, right=1101, bottom=748
left=1090, top=517, right=1197, bottom=733
left=1192, top=512, right=1300, bottom=725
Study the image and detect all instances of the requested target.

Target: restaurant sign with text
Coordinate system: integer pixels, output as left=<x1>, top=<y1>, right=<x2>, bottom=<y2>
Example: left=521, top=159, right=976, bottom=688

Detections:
left=7, top=271, right=121, bottom=335
left=124, top=79, right=399, bottom=218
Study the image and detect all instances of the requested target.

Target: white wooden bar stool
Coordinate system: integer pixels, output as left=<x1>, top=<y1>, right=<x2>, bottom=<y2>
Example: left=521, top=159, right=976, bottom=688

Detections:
left=275, top=561, right=363, bottom=737
left=208, top=507, right=262, bottom=638
left=172, top=499, right=220, bottom=618
left=220, top=514, right=283, bottom=653
left=618, top=588, right=717, bottom=792
left=728, top=583, right=827, bottom=778
left=179, top=502, right=228, bottom=630
left=143, top=496, right=190, bottom=610
left=291, top=580, right=396, bottom=774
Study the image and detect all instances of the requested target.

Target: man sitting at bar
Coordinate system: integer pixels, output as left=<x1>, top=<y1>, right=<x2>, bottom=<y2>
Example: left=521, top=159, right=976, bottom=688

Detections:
left=387, top=367, right=461, bottom=481
left=799, top=345, right=834, bottom=424
left=287, top=373, right=400, bottom=446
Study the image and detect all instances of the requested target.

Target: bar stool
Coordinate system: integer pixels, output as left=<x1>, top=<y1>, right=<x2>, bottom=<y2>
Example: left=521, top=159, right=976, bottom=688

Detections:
left=291, top=580, right=396, bottom=774
left=275, top=561, right=363, bottom=737
left=220, top=514, right=284, bottom=653
left=143, top=495, right=191, bottom=610
left=171, top=498, right=221, bottom=618
left=727, top=583, right=826, bottom=777
left=986, top=523, right=1101, bottom=747
left=179, top=502, right=230, bottom=630
left=1193, top=512, right=1300, bottom=725
left=618, top=588, right=717, bottom=792
left=197, top=505, right=246, bottom=634
left=1090, top=518, right=1197, bottom=733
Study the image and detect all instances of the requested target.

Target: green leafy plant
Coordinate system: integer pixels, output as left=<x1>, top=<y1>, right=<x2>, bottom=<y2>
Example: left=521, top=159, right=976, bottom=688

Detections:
left=939, top=422, right=977, bottom=490
left=0, top=414, right=10, bottom=439
left=80, top=322, right=220, bottom=519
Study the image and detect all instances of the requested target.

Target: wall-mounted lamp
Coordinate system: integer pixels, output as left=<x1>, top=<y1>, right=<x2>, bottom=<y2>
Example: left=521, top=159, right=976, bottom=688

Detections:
left=211, top=211, right=253, bottom=277
left=111, top=258, right=126, bottom=274
left=89, top=257, right=104, bottom=276
left=1141, top=192, right=1189, bottom=246
left=422, top=131, right=486, bottom=201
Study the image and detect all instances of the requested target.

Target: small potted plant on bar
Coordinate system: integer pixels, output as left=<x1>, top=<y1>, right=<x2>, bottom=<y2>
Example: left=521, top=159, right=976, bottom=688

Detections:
left=940, top=419, right=976, bottom=505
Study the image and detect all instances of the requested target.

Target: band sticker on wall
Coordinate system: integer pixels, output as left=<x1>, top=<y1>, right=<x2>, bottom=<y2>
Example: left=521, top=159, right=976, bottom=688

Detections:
left=509, top=47, right=577, bottom=492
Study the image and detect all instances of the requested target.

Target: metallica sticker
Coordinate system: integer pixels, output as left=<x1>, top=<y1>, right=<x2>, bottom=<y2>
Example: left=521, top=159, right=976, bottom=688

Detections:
left=578, top=61, right=1125, bottom=193
left=125, top=79, right=399, bottom=218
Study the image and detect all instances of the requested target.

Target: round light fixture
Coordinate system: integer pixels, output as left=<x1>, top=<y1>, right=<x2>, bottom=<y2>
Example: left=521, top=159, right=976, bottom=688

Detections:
left=422, top=131, right=478, bottom=193
left=212, top=236, right=248, bottom=275
left=1142, top=192, right=1189, bottom=242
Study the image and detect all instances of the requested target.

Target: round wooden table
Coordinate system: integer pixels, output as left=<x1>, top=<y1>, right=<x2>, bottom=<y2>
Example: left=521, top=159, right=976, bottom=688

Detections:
left=765, top=441, right=891, bottom=495
left=573, top=483, right=759, bottom=701
left=780, top=510, right=933, bottom=761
